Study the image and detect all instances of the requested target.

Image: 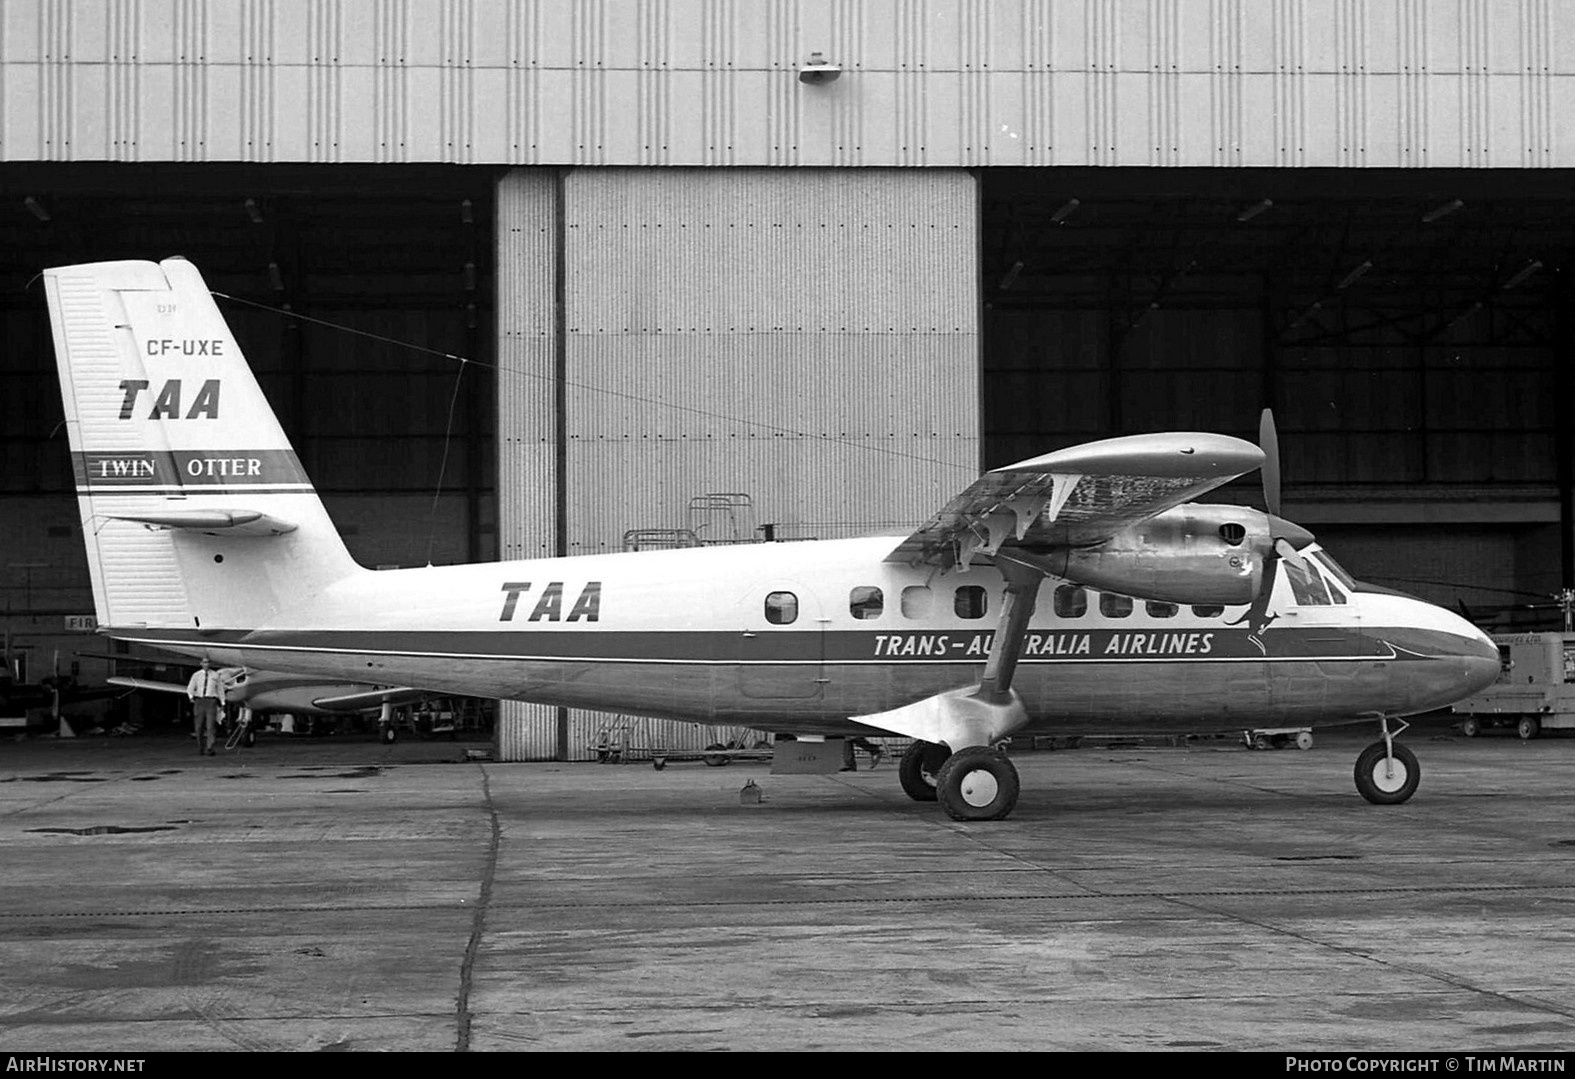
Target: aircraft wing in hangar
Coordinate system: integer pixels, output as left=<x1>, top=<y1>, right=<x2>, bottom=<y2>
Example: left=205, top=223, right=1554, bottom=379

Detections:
left=107, top=671, right=424, bottom=716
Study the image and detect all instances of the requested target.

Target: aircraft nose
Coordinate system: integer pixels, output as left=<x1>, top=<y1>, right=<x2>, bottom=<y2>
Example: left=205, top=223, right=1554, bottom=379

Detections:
left=1458, top=625, right=1501, bottom=697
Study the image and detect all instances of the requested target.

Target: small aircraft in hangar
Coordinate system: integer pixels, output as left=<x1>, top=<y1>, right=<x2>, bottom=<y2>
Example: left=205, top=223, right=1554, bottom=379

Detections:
left=42, top=258, right=1499, bottom=820
left=101, top=662, right=433, bottom=745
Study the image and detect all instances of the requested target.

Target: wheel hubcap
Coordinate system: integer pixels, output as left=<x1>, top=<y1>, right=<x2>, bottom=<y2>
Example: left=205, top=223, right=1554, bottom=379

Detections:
left=959, top=768, right=999, bottom=807
left=1371, top=757, right=1409, bottom=793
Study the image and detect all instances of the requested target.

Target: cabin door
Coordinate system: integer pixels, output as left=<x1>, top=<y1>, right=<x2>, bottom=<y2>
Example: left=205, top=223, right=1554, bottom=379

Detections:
left=735, top=582, right=826, bottom=700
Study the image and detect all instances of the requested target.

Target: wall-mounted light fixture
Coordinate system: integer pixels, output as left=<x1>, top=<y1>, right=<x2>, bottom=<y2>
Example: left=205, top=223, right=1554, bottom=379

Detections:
left=798, top=52, right=841, bottom=85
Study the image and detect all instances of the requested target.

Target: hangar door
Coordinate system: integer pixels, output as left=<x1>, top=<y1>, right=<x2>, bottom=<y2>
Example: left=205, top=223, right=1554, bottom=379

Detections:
left=496, top=167, right=980, bottom=760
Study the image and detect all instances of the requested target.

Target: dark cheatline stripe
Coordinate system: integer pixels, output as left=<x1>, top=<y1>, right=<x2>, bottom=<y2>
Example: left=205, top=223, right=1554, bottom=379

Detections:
left=113, top=625, right=1454, bottom=666
left=73, top=449, right=309, bottom=490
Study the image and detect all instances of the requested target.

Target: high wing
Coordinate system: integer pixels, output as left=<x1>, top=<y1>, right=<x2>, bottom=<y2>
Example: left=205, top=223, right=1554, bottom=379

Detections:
left=886, top=432, right=1265, bottom=570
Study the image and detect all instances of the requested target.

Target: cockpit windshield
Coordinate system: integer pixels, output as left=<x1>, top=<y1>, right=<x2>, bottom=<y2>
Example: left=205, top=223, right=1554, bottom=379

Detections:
left=1282, top=550, right=1349, bottom=606
left=1309, top=548, right=1358, bottom=592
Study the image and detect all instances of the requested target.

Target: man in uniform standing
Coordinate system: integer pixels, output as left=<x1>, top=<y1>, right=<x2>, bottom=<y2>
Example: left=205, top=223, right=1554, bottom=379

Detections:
left=187, top=657, right=226, bottom=756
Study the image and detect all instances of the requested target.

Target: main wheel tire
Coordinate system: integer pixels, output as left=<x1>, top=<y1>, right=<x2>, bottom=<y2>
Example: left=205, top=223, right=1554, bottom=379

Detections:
left=1517, top=716, right=1541, bottom=741
left=1353, top=741, right=1420, bottom=805
left=898, top=740, right=949, bottom=802
left=935, top=747, right=1020, bottom=822
left=1459, top=716, right=1481, bottom=738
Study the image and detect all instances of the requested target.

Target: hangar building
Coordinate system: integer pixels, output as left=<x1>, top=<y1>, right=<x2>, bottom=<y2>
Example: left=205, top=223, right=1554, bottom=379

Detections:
left=2, top=0, right=1571, bottom=758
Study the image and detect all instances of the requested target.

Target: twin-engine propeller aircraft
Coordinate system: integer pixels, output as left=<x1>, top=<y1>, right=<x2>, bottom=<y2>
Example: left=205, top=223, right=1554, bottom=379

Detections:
left=44, top=258, right=1499, bottom=820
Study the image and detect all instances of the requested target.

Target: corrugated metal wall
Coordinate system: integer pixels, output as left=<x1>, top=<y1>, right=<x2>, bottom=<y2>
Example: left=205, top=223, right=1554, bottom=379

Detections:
left=493, top=165, right=979, bottom=759
left=494, top=168, right=562, bottom=762
left=4, top=0, right=1571, bottom=168
left=564, top=167, right=979, bottom=551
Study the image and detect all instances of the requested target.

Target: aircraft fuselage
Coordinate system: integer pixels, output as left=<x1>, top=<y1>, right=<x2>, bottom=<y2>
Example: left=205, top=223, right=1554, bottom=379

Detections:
left=113, top=534, right=1499, bottom=736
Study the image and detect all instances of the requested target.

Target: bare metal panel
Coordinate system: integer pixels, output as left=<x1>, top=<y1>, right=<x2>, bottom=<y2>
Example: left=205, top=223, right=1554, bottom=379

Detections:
left=5, top=0, right=1574, bottom=167
left=494, top=166, right=561, bottom=760
left=562, top=167, right=979, bottom=556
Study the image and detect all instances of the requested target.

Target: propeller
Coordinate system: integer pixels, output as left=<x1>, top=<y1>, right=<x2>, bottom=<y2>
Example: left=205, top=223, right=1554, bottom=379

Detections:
left=1258, top=407, right=1310, bottom=570
left=1259, top=408, right=1281, bottom=518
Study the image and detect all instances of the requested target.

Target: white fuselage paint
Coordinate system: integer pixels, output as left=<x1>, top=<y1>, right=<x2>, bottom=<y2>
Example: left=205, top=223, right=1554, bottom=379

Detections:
left=117, top=536, right=1502, bottom=736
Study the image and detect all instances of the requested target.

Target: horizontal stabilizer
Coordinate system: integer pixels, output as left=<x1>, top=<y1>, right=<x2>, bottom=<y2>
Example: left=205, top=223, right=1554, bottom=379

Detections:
left=108, top=509, right=298, bottom=537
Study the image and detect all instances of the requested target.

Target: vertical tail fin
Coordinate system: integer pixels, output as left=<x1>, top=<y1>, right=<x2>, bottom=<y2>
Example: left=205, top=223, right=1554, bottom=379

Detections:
left=45, top=257, right=358, bottom=634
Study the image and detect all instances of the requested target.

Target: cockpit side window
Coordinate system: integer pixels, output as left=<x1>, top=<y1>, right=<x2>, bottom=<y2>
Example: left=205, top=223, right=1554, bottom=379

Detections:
left=1283, top=559, right=1332, bottom=606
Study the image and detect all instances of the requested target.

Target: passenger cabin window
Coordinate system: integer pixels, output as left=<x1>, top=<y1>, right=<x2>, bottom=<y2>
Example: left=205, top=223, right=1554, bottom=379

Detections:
left=1053, top=585, right=1087, bottom=618
left=1146, top=600, right=1178, bottom=618
left=849, top=586, right=883, bottom=620
left=765, top=591, right=798, bottom=624
left=901, top=585, right=933, bottom=618
left=1192, top=605, right=1225, bottom=618
left=1099, top=593, right=1133, bottom=618
left=955, top=585, right=988, bottom=619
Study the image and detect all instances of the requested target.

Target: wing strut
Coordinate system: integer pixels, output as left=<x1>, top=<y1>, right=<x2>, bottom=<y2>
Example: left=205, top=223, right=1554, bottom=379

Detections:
left=852, top=553, right=1046, bottom=750
left=977, top=553, right=1044, bottom=704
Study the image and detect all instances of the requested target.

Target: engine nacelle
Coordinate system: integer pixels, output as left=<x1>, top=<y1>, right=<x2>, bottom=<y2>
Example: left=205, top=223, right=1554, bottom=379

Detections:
left=1043, top=504, right=1276, bottom=605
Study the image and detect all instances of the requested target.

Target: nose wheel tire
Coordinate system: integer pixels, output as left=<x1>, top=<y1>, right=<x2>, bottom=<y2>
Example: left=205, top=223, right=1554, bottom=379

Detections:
left=1354, top=741, right=1420, bottom=805
left=898, top=740, right=949, bottom=802
left=935, top=747, right=1020, bottom=822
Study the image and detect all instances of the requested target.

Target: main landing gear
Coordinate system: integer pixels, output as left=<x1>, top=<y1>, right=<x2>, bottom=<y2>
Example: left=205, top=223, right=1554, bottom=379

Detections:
left=1353, top=718, right=1420, bottom=805
left=900, top=740, right=1021, bottom=822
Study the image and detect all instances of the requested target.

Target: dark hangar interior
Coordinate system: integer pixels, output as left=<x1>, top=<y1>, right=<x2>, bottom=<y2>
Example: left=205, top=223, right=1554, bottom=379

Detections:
left=2, top=162, right=1570, bottom=634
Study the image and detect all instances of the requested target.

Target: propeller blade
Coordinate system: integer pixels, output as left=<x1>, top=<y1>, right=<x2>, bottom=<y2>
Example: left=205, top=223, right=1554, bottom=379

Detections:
left=1273, top=536, right=1307, bottom=571
left=1259, top=408, right=1281, bottom=517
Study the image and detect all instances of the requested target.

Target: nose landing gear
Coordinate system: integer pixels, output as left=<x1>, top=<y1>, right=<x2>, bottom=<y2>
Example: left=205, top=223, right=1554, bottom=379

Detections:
left=1353, top=717, right=1420, bottom=805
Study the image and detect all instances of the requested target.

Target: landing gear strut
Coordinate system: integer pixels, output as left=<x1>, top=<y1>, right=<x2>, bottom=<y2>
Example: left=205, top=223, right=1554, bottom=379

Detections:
left=1354, top=718, right=1420, bottom=805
